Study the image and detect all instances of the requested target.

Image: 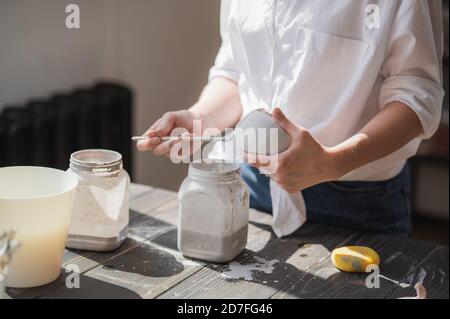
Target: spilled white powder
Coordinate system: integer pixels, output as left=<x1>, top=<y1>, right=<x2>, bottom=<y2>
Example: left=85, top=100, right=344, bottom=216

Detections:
left=221, top=256, right=279, bottom=281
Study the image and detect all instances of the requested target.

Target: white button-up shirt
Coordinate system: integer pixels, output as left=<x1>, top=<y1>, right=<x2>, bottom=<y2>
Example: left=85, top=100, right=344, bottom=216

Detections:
left=208, top=0, right=445, bottom=237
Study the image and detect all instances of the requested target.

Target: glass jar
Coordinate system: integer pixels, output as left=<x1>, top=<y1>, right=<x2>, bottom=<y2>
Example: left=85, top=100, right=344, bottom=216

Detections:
left=178, top=162, right=249, bottom=262
left=66, top=149, right=129, bottom=251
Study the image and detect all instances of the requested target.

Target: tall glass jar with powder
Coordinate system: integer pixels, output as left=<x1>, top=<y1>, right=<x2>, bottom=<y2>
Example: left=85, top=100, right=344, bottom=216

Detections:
left=66, top=149, right=130, bottom=251
left=178, top=162, right=249, bottom=262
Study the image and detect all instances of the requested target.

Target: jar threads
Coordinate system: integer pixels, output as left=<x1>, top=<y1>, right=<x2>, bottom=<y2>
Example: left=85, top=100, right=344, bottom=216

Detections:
left=69, top=149, right=123, bottom=175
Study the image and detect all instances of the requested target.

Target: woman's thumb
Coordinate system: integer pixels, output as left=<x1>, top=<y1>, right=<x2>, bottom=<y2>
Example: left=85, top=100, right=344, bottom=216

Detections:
left=273, top=107, right=296, bottom=134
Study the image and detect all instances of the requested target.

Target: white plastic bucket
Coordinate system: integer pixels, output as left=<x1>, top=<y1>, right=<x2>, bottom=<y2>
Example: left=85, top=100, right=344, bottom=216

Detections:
left=0, top=166, right=78, bottom=288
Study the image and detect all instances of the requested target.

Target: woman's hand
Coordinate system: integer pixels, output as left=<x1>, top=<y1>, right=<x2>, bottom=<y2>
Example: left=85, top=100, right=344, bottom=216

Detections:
left=136, top=77, right=244, bottom=160
left=245, top=108, right=340, bottom=193
left=136, top=109, right=198, bottom=156
left=246, top=101, right=424, bottom=194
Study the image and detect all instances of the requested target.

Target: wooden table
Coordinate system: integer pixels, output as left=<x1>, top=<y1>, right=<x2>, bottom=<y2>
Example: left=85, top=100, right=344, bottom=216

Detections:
left=6, top=184, right=449, bottom=299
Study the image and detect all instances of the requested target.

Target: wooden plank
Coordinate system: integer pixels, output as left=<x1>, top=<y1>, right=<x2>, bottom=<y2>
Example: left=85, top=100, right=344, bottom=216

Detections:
left=6, top=228, right=150, bottom=299
left=61, top=184, right=162, bottom=269
left=38, top=213, right=180, bottom=298
left=272, top=232, right=438, bottom=299
left=7, top=186, right=176, bottom=299
left=129, top=183, right=154, bottom=200
left=62, top=248, right=90, bottom=265
left=130, top=188, right=177, bottom=218
left=33, top=208, right=273, bottom=299
left=158, top=223, right=357, bottom=299
left=6, top=271, right=141, bottom=299
left=7, top=185, right=274, bottom=299
left=72, top=209, right=274, bottom=299
left=386, top=245, right=449, bottom=299
left=6, top=272, right=71, bottom=299
left=9, top=184, right=447, bottom=299
left=59, top=204, right=179, bottom=276
left=40, top=272, right=142, bottom=299
left=82, top=231, right=198, bottom=299
left=61, top=189, right=179, bottom=273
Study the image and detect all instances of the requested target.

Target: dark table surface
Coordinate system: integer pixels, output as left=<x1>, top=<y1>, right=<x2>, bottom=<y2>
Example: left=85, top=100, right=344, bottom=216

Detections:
left=6, top=184, right=449, bottom=299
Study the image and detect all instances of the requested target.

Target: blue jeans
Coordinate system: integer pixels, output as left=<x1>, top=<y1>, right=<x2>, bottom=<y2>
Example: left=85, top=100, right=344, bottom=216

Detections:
left=240, top=163, right=412, bottom=236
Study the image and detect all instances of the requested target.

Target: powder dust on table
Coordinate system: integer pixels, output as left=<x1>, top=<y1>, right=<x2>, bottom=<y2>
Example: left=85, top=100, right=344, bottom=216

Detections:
left=220, top=256, right=279, bottom=281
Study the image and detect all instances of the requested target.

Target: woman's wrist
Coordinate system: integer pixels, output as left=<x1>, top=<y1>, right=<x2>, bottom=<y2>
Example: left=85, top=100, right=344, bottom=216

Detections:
left=325, top=133, right=370, bottom=181
left=324, top=102, right=424, bottom=182
left=187, top=104, right=213, bottom=133
left=322, top=146, right=346, bottom=182
left=186, top=106, right=201, bottom=121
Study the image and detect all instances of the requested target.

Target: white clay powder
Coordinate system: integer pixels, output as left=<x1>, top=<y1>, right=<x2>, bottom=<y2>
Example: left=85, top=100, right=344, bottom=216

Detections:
left=178, top=162, right=249, bottom=263
left=221, top=256, right=279, bottom=281
left=67, top=149, right=130, bottom=251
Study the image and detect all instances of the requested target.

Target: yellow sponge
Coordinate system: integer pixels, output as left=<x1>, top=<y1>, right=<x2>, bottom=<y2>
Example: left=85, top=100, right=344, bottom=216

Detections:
left=331, top=246, right=380, bottom=273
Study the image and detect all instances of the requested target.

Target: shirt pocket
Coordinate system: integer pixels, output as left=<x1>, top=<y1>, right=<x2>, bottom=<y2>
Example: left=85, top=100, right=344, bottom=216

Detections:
left=286, top=28, right=368, bottom=126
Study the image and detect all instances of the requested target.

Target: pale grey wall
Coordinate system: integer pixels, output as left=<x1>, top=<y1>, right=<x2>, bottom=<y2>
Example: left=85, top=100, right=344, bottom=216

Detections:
left=0, top=0, right=109, bottom=107
left=0, top=0, right=221, bottom=191
left=105, top=0, right=221, bottom=191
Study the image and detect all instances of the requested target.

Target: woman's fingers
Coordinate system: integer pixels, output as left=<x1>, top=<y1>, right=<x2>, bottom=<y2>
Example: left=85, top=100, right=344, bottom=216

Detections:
left=139, top=119, right=162, bottom=140
left=166, top=132, right=194, bottom=160
left=138, top=113, right=178, bottom=152
left=272, top=107, right=298, bottom=135
left=148, top=112, right=176, bottom=137
left=137, top=137, right=162, bottom=151
left=243, top=152, right=271, bottom=167
left=153, top=139, right=176, bottom=156
left=141, top=113, right=177, bottom=141
left=147, top=118, right=161, bottom=133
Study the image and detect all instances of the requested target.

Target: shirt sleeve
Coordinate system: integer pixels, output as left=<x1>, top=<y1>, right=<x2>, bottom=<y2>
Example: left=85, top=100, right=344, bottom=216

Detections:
left=379, top=0, right=445, bottom=139
left=208, top=0, right=241, bottom=83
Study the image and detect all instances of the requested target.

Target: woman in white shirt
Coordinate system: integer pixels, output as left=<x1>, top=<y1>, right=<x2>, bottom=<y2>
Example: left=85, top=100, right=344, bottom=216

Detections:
left=137, top=0, right=444, bottom=237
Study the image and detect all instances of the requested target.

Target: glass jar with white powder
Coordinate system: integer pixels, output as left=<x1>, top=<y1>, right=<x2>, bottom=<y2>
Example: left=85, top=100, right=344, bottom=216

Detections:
left=178, top=162, right=249, bottom=262
left=67, top=149, right=129, bottom=251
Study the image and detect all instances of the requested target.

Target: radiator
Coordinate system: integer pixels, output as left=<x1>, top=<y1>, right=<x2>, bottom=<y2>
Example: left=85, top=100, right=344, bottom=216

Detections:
left=0, top=82, right=133, bottom=178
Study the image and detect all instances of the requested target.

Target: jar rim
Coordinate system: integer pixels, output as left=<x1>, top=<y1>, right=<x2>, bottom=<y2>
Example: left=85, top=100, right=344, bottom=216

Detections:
left=188, top=162, right=240, bottom=181
left=70, top=149, right=122, bottom=174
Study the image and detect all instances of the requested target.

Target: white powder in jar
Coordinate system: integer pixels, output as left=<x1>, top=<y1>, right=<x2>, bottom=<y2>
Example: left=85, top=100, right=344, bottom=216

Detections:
left=66, top=149, right=130, bottom=251
left=178, top=162, right=249, bottom=262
